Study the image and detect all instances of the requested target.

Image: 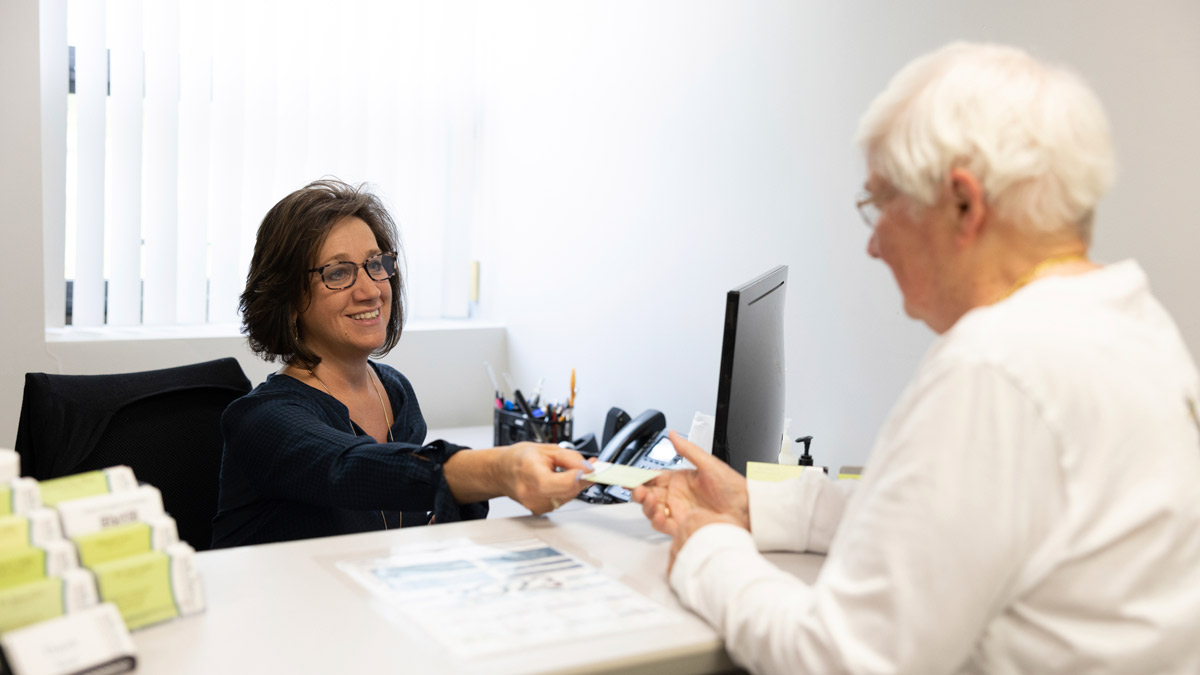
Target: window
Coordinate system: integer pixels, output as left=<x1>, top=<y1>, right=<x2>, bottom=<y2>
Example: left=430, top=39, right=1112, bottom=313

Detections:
left=47, top=0, right=480, bottom=329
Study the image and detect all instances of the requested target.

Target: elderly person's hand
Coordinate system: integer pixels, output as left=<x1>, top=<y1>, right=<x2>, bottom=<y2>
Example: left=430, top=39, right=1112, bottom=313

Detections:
left=499, top=443, right=594, bottom=515
left=631, top=431, right=750, bottom=569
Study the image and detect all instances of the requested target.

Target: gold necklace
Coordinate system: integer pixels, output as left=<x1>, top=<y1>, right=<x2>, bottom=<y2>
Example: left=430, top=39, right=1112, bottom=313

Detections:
left=368, top=373, right=394, bottom=439
left=999, top=253, right=1090, bottom=301
left=306, top=367, right=393, bottom=441
left=305, top=366, right=394, bottom=530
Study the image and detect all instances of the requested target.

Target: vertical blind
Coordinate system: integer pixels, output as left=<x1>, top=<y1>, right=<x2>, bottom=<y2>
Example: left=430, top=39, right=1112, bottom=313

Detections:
left=45, top=0, right=480, bottom=329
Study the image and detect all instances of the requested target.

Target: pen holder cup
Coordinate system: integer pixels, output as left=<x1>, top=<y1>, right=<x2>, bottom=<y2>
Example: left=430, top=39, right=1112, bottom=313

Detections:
left=493, top=408, right=573, bottom=446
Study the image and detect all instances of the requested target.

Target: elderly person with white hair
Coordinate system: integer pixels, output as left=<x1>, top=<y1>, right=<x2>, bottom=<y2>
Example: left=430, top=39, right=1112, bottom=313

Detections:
left=633, top=42, right=1200, bottom=674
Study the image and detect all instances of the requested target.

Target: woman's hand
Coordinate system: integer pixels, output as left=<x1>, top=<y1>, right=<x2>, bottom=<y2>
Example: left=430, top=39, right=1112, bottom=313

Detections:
left=631, top=431, right=750, bottom=570
left=497, top=443, right=594, bottom=515
left=443, top=443, right=593, bottom=514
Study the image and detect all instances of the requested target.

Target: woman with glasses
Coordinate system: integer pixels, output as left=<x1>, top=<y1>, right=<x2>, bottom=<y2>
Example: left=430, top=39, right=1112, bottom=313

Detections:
left=211, top=179, right=592, bottom=548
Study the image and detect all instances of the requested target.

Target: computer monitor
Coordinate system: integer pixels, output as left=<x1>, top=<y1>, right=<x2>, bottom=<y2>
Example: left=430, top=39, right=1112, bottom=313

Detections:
left=712, top=265, right=788, bottom=476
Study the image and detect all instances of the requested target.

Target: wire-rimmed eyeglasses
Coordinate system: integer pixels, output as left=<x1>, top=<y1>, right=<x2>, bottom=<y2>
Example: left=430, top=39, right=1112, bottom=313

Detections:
left=855, top=190, right=886, bottom=230
left=308, top=252, right=398, bottom=290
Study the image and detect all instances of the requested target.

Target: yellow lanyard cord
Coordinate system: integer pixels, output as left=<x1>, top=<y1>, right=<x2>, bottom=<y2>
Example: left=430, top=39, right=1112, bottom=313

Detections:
left=999, top=253, right=1090, bottom=301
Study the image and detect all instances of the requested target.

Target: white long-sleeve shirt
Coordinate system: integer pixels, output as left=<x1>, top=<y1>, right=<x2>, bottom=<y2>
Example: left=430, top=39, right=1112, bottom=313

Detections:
left=671, top=261, right=1200, bottom=674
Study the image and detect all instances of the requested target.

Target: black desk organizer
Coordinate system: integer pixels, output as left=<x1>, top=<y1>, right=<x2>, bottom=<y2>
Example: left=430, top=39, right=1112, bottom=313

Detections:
left=493, top=407, right=573, bottom=446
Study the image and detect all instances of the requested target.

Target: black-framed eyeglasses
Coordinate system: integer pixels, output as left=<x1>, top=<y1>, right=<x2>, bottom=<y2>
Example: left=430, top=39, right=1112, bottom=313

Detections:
left=308, top=252, right=398, bottom=290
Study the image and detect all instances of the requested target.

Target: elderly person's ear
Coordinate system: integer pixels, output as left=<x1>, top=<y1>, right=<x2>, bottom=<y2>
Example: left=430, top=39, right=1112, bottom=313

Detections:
left=949, top=167, right=987, bottom=237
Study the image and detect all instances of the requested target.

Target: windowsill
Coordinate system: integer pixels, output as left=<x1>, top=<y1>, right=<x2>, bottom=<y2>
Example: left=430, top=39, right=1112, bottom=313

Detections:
left=45, top=318, right=504, bottom=343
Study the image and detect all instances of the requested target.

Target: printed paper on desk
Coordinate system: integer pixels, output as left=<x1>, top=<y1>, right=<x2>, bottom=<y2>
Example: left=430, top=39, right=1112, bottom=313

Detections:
left=580, top=462, right=661, bottom=488
left=336, top=537, right=679, bottom=658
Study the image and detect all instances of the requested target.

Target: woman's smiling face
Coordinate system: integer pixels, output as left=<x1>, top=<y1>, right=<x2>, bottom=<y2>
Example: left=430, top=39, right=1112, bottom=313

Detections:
left=296, top=216, right=392, bottom=362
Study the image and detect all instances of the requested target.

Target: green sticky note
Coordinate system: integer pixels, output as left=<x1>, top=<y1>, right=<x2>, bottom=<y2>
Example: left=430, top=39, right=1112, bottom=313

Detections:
left=38, top=471, right=112, bottom=507
left=93, top=550, right=179, bottom=630
left=74, top=522, right=154, bottom=568
left=0, top=515, right=32, bottom=551
left=581, top=463, right=661, bottom=488
left=0, top=576, right=65, bottom=633
left=745, top=461, right=807, bottom=482
left=0, top=485, right=12, bottom=516
left=0, top=547, right=47, bottom=591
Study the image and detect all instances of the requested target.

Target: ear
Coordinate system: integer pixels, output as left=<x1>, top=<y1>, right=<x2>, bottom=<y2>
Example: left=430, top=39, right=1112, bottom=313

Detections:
left=948, top=167, right=987, bottom=245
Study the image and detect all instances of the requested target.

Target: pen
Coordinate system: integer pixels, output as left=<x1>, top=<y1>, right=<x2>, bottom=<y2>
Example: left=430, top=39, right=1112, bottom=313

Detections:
left=530, top=377, right=545, bottom=408
left=569, top=368, right=576, bottom=408
left=513, top=389, right=547, bottom=443
left=485, top=361, right=501, bottom=397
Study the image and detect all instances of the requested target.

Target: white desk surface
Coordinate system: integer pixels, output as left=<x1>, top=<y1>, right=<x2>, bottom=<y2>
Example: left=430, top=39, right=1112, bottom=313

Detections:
left=129, top=427, right=825, bottom=674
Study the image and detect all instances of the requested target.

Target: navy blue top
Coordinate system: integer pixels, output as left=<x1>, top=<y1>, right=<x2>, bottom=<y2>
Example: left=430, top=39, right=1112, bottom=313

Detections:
left=211, top=362, right=487, bottom=548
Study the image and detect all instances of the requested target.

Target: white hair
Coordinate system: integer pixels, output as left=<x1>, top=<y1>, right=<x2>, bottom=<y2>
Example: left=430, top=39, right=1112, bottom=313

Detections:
left=856, top=42, right=1116, bottom=242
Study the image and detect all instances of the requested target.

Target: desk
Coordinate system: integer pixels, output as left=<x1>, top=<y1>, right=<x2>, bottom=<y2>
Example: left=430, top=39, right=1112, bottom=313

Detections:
left=128, top=428, right=825, bottom=673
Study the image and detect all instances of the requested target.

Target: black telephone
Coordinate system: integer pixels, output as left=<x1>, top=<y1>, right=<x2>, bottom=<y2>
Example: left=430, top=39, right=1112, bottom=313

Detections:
left=579, top=408, right=688, bottom=504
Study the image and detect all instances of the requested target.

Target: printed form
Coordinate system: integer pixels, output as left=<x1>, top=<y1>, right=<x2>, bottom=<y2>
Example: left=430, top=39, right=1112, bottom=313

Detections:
left=337, top=537, right=680, bottom=658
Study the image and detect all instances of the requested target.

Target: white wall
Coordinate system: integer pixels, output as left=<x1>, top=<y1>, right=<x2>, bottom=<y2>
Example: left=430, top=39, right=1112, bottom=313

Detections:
left=473, top=1, right=1200, bottom=472
left=0, top=0, right=58, bottom=449
left=36, top=323, right=507, bottom=431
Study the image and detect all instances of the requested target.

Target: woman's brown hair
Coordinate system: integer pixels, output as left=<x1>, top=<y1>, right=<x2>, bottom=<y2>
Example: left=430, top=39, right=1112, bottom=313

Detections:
left=240, top=179, right=405, bottom=368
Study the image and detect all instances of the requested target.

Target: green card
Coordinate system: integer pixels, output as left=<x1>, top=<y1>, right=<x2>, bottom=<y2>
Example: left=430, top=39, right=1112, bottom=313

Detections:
left=0, top=577, right=64, bottom=633
left=37, top=471, right=112, bottom=508
left=0, top=547, right=46, bottom=591
left=92, top=550, right=180, bottom=630
left=0, top=514, right=32, bottom=550
left=74, top=522, right=154, bottom=568
left=581, top=462, right=662, bottom=489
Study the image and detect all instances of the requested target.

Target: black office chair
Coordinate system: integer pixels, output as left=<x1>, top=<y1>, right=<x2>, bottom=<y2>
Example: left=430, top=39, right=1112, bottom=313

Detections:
left=14, top=358, right=253, bottom=551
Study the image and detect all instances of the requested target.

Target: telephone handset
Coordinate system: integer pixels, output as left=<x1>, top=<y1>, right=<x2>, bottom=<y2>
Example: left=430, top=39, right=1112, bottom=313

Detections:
left=595, top=409, right=666, bottom=464
left=601, top=428, right=690, bottom=503
left=579, top=409, right=667, bottom=504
